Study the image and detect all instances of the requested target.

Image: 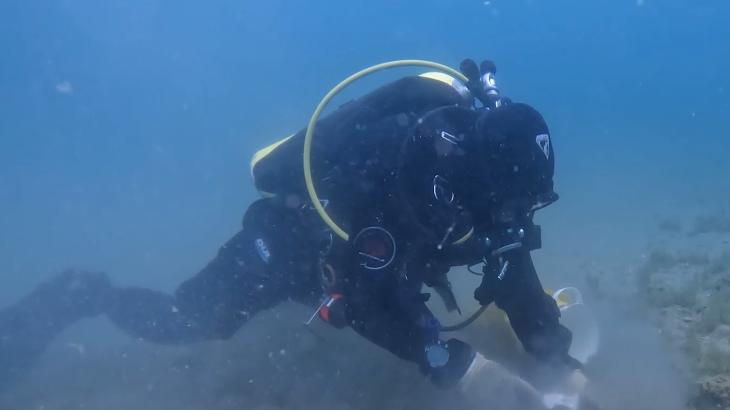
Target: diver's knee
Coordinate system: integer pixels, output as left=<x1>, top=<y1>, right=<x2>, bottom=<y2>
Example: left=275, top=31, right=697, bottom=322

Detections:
left=31, top=269, right=113, bottom=320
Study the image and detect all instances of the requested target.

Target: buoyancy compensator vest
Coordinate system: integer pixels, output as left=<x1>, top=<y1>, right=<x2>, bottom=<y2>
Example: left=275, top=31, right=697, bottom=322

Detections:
left=250, top=72, right=476, bottom=247
left=250, top=60, right=512, bottom=323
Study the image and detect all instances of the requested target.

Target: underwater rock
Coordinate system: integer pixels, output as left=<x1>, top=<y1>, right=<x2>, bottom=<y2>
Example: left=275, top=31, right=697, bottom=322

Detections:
left=642, top=259, right=703, bottom=308
left=658, top=218, right=684, bottom=233
left=691, top=212, right=730, bottom=235
left=698, top=375, right=730, bottom=409
left=636, top=219, right=730, bottom=410
left=657, top=306, right=699, bottom=349
left=697, top=325, right=730, bottom=376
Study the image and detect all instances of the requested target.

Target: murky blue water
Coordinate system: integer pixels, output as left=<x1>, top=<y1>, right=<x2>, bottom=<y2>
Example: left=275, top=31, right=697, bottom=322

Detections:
left=1, top=1, right=728, bottom=409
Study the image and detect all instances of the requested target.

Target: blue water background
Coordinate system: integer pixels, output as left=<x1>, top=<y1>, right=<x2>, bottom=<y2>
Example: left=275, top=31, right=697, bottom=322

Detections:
left=1, top=0, right=728, bottom=301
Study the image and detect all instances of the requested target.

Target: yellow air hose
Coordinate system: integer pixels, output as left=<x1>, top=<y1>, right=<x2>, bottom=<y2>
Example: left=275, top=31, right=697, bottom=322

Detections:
left=303, top=60, right=469, bottom=241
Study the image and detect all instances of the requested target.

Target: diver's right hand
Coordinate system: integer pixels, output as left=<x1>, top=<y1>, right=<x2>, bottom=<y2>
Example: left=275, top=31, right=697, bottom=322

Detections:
left=428, top=339, right=547, bottom=409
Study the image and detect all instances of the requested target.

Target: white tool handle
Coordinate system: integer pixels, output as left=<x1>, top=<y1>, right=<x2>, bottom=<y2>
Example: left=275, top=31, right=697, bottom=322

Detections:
left=552, top=287, right=584, bottom=310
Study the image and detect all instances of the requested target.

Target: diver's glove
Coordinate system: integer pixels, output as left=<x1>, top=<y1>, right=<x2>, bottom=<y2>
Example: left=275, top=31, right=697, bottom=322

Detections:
left=428, top=338, right=476, bottom=388
left=481, top=280, right=582, bottom=372
left=529, top=323, right=583, bottom=371
left=514, top=293, right=582, bottom=371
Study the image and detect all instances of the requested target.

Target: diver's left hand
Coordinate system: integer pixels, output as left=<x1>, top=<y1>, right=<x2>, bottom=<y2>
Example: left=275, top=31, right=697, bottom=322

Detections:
left=560, top=369, right=588, bottom=394
left=459, top=353, right=548, bottom=410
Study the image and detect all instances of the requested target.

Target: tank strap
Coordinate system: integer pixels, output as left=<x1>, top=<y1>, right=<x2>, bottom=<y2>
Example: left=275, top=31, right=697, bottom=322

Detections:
left=418, top=72, right=471, bottom=100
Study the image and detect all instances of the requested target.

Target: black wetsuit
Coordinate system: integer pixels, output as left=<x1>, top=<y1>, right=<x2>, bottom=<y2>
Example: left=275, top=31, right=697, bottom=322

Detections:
left=0, top=75, right=573, bottom=389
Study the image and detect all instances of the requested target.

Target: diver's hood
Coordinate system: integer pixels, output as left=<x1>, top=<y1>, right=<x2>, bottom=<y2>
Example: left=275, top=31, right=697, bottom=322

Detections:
left=466, top=103, right=558, bottom=226
left=397, top=105, right=480, bottom=246
left=474, top=103, right=555, bottom=201
left=398, top=102, right=557, bottom=243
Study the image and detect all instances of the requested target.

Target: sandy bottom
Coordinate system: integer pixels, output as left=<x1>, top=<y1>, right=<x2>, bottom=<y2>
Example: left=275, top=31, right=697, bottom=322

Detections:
left=0, top=292, right=691, bottom=410
left=1, top=221, right=709, bottom=410
left=0, top=305, right=458, bottom=410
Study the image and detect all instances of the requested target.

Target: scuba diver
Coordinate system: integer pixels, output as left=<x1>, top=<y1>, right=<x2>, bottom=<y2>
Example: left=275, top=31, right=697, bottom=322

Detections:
left=0, top=58, right=585, bottom=406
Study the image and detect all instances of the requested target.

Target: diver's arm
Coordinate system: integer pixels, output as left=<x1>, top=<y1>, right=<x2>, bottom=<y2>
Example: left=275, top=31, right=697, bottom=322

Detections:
left=476, top=249, right=578, bottom=369
left=333, top=243, right=478, bottom=388
left=344, top=285, right=480, bottom=387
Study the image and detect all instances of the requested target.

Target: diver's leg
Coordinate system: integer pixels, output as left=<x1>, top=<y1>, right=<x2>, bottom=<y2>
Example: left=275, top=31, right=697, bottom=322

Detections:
left=105, top=228, right=284, bottom=343
left=105, top=197, right=320, bottom=343
left=0, top=269, right=111, bottom=389
left=0, top=198, right=319, bottom=388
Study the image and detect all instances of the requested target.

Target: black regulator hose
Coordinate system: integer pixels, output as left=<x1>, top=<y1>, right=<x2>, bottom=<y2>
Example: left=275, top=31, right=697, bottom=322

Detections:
left=440, top=305, right=488, bottom=332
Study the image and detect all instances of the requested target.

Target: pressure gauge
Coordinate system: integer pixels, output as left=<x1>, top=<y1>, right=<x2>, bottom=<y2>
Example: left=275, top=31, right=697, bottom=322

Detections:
left=353, top=226, right=396, bottom=270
